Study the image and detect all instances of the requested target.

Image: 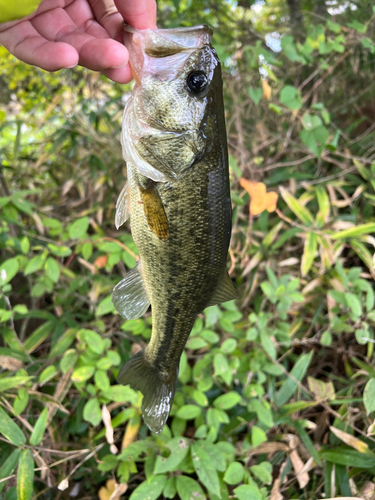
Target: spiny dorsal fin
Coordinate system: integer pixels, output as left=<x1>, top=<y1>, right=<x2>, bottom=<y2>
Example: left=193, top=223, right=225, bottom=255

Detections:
left=139, top=181, right=169, bottom=241
left=115, top=181, right=130, bottom=229
left=111, top=261, right=150, bottom=319
left=206, top=269, right=238, bottom=307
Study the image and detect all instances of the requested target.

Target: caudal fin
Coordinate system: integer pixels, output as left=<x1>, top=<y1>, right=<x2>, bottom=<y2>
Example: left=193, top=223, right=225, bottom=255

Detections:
left=118, top=350, right=178, bottom=433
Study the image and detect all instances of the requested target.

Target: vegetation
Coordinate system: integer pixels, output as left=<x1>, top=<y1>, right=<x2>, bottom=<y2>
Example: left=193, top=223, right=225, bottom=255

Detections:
left=1, top=0, right=375, bottom=499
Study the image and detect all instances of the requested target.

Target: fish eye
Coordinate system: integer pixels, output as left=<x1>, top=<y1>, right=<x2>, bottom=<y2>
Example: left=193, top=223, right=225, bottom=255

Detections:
left=186, top=71, right=208, bottom=94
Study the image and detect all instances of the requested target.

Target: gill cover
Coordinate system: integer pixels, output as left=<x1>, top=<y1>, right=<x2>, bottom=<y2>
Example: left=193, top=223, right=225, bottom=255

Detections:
left=121, top=24, right=219, bottom=183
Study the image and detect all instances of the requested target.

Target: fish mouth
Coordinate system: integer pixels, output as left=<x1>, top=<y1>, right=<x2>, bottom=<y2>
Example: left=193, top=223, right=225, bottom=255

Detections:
left=123, top=23, right=213, bottom=84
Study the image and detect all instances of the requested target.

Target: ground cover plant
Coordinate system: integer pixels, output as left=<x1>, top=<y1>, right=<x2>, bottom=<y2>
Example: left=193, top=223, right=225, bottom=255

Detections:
left=1, top=0, right=375, bottom=499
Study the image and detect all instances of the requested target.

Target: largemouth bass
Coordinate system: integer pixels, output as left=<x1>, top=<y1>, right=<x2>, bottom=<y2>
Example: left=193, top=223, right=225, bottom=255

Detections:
left=112, top=24, right=237, bottom=433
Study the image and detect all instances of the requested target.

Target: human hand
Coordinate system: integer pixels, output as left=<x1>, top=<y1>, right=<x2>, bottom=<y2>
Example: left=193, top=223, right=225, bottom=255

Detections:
left=0, top=0, right=156, bottom=83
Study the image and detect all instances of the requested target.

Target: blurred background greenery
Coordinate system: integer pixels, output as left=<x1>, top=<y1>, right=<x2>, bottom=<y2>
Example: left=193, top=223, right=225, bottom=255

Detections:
left=1, top=0, right=375, bottom=499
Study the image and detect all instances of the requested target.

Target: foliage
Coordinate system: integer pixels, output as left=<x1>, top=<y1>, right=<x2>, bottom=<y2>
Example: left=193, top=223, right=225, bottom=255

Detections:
left=1, top=1, right=375, bottom=499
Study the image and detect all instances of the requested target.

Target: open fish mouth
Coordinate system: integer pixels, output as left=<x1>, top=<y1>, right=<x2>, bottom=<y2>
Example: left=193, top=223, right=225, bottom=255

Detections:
left=123, top=23, right=213, bottom=83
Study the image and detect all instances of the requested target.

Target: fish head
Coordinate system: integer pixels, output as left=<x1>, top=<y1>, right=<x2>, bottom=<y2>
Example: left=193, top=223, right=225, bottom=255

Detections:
left=122, top=25, right=224, bottom=181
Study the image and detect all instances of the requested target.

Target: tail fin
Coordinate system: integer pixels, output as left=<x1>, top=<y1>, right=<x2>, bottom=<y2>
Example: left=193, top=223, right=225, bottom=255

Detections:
left=118, top=350, right=178, bottom=434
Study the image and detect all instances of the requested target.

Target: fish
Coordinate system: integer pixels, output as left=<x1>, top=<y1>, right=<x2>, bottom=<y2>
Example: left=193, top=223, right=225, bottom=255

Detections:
left=111, top=23, right=238, bottom=433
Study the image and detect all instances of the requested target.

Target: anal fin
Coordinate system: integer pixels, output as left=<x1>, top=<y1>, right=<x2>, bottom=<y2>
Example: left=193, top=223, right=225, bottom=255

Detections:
left=207, top=269, right=238, bottom=307
left=111, top=261, right=150, bottom=319
left=115, top=181, right=130, bottom=229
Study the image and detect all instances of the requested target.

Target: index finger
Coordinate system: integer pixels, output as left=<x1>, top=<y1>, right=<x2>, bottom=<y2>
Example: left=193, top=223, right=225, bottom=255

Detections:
left=113, top=0, right=157, bottom=30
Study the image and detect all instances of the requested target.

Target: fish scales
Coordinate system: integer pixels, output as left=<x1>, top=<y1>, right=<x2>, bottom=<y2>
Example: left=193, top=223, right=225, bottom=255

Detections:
left=112, top=24, right=238, bottom=433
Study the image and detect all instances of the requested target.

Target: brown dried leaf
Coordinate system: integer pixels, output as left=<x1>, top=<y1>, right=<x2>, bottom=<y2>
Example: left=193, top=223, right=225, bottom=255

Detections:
left=109, top=483, right=128, bottom=500
left=94, top=255, right=108, bottom=269
left=0, top=355, right=23, bottom=371
left=308, top=377, right=335, bottom=401
left=360, top=481, right=375, bottom=500
left=62, top=180, right=74, bottom=196
left=330, top=426, right=370, bottom=454
left=249, top=442, right=289, bottom=457
left=262, top=79, right=272, bottom=100
left=289, top=449, right=310, bottom=488
left=101, top=404, right=118, bottom=454
left=122, top=415, right=141, bottom=451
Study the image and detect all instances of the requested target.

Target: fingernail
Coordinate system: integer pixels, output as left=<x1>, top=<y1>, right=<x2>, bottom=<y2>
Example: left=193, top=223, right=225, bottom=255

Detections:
left=66, top=64, right=77, bottom=69
left=110, top=62, right=128, bottom=69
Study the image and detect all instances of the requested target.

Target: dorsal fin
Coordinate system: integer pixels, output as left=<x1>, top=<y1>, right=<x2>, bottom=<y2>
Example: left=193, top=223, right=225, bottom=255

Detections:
left=206, top=269, right=238, bottom=307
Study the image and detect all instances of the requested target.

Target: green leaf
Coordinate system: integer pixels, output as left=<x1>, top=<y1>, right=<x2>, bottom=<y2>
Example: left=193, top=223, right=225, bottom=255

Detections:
left=175, top=404, right=201, bottom=420
left=13, top=388, right=29, bottom=416
left=0, top=258, right=19, bottom=286
left=0, top=406, right=26, bottom=445
left=24, top=254, right=46, bottom=276
left=0, top=449, right=21, bottom=493
left=94, top=369, right=110, bottom=391
left=129, top=475, right=167, bottom=500
left=68, top=217, right=89, bottom=239
left=301, top=231, right=318, bottom=276
left=105, top=385, right=137, bottom=403
left=247, top=399, right=273, bottom=428
left=29, top=407, right=48, bottom=446
left=163, top=477, right=177, bottom=499
left=320, top=448, right=375, bottom=468
left=50, top=328, right=77, bottom=357
left=71, top=365, right=95, bottom=383
left=364, top=379, right=375, bottom=415
left=176, top=476, right=205, bottom=500
left=16, top=449, right=34, bottom=500
left=191, top=442, right=221, bottom=497
left=234, top=483, right=262, bottom=500
left=281, top=35, right=304, bottom=62
left=315, top=186, right=330, bottom=228
left=81, top=242, right=93, bottom=260
left=330, top=223, right=375, bottom=240
left=154, top=437, right=190, bottom=474
left=24, top=321, right=54, bottom=354
left=279, top=187, right=314, bottom=226
left=60, top=349, right=79, bottom=373
left=96, top=294, right=116, bottom=316
left=83, top=398, right=102, bottom=426
left=213, top=391, right=242, bottom=410
left=279, top=85, right=302, bottom=110
left=250, top=462, right=272, bottom=484
left=0, top=375, right=31, bottom=393
left=80, top=329, right=105, bottom=354
left=274, top=352, right=313, bottom=407
left=45, top=257, right=60, bottom=283
left=223, top=461, right=244, bottom=485
left=248, top=87, right=262, bottom=105
left=347, top=20, right=367, bottom=33
left=300, top=125, right=328, bottom=157
left=47, top=244, right=72, bottom=257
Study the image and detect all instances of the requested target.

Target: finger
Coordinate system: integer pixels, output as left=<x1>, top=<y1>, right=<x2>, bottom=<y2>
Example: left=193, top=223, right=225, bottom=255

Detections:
left=102, top=63, right=133, bottom=84
left=0, top=20, right=79, bottom=70
left=31, top=8, right=129, bottom=70
left=86, top=0, right=124, bottom=43
left=114, top=0, right=157, bottom=29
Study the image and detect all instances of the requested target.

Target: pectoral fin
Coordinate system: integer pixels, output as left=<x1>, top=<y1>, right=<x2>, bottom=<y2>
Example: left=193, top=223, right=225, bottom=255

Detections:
left=111, top=261, right=150, bottom=319
left=207, top=270, right=238, bottom=307
left=139, top=180, right=169, bottom=241
left=115, top=181, right=130, bottom=229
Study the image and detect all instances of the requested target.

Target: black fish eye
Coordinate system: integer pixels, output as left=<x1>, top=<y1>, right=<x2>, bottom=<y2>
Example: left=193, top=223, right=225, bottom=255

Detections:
left=186, top=71, right=208, bottom=94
